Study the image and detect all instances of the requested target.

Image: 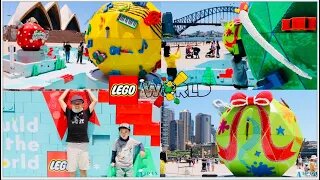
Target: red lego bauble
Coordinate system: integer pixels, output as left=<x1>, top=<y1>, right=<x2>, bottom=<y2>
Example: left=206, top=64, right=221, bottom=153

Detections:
left=16, top=22, right=47, bottom=51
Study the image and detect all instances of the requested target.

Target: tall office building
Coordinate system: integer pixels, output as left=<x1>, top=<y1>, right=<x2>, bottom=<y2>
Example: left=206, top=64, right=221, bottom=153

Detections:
left=179, top=110, right=192, bottom=147
left=195, top=113, right=212, bottom=144
left=177, top=120, right=185, bottom=150
left=161, top=108, right=174, bottom=148
left=169, top=120, right=178, bottom=151
left=162, top=12, right=175, bottom=35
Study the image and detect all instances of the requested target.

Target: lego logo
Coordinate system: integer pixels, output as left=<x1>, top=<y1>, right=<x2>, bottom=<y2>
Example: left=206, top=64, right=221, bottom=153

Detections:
left=111, top=84, right=137, bottom=96
left=48, top=160, right=68, bottom=172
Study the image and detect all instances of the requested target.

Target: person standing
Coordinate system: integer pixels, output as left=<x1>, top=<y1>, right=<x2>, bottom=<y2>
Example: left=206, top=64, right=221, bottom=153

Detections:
left=297, top=154, right=303, bottom=168
left=229, top=38, right=248, bottom=89
left=207, top=158, right=211, bottom=172
left=211, top=158, right=215, bottom=172
left=210, top=41, right=216, bottom=57
left=188, top=158, right=192, bottom=167
left=232, top=57, right=249, bottom=89
left=111, top=123, right=145, bottom=177
left=215, top=41, right=220, bottom=58
left=297, top=164, right=305, bottom=177
left=309, top=155, right=317, bottom=174
left=58, top=89, right=98, bottom=177
left=77, top=41, right=84, bottom=64
left=201, top=158, right=207, bottom=172
left=164, top=45, right=181, bottom=81
left=64, top=42, right=72, bottom=63
left=160, top=151, right=167, bottom=177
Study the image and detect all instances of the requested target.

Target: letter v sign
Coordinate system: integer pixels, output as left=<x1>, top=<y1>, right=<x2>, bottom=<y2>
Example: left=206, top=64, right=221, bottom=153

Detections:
left=42, top=90, right=100, bottom=139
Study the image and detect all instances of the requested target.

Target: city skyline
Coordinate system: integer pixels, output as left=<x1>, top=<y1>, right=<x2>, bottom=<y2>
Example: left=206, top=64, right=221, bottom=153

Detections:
left=162, top=107, right=217, bottom=151
left=165, top=108, right=217, bottom=132
left=163, top=109, right=216, bottom=130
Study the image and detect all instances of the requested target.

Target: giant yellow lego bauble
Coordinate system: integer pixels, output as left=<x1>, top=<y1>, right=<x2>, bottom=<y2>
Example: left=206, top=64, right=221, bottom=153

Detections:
left=85, top=2, right=161, bottom=75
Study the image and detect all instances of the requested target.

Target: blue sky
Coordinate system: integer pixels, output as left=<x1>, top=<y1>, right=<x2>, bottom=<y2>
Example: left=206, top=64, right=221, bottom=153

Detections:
left=3, top=1, right=237, bottom=33
left=2, top=1, right=162, bottom=32
left=166, top=90, right=318, bottom=141
left=3, top=1, right=106, bottom=32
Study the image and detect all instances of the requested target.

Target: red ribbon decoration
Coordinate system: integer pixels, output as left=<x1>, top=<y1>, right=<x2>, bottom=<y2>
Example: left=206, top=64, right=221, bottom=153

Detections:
left=218, top=91, right=296, bottom=162
left=217, top=107, right=244, bottom=161
left=230, top=91, right=273, bottom=107
left=259, top=106, right=295, bottom=161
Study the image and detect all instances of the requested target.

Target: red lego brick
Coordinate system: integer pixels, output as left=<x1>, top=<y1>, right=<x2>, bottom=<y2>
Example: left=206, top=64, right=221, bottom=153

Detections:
left=133, top=122, right=160, bottom=136
left=116, top=102, right=152, bottom=114
left=291, top=17, right=306, bottom=30
left=161, top=77, right=167, bottom=81
left=281, top=19, right=291, bottom=31
left=116, top=114, right=152, bottom=125
left=219, top=68, right=233, bottom=78
left=83, top=48, right=89, bottom=57
left=306, top=17, right=316, bottom=31
left=60, top=74, right=74, bottom=83
left=151, top=136, right=160, bottom=146
left=153, top=96, right=164, bottom=108
left=98, top=89, right=109, bottom=103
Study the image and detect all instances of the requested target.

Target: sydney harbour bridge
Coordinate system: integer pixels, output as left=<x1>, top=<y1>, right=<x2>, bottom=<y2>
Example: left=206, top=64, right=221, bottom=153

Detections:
left=162, top=6, right=238, bottom=35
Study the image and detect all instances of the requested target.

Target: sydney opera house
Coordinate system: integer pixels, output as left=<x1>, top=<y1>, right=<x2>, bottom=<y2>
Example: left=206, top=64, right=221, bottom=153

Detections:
left=8, top=1, right=80, bottom=31
left=4, top=1, right=83, bottom=42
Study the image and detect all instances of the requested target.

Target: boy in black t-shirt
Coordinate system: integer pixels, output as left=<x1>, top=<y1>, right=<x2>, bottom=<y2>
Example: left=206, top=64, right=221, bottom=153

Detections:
left=58, top=89, right=97, bottom=177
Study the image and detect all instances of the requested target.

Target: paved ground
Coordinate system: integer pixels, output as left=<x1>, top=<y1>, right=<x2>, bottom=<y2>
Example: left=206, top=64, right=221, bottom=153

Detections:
left=165, top=161, right=298, bottom=177
left=3, top=56, right=97, bottom=89
left=3, top=42, right=99, bottom=89
left=161, top=42, right=229, bottom=72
